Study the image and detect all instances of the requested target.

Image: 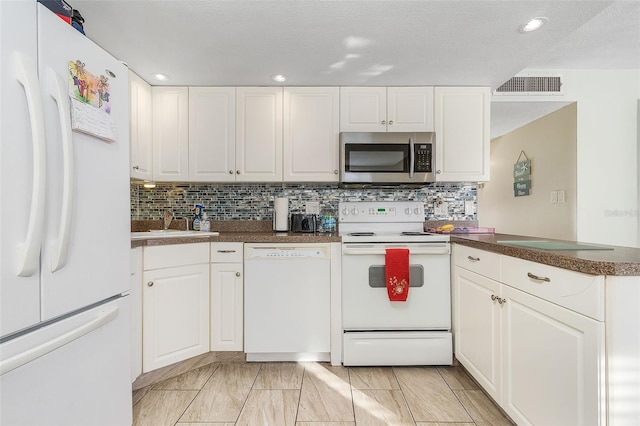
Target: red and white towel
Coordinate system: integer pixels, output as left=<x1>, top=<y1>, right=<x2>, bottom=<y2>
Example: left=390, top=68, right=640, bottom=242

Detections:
left=385, top=248, right=410, bottom=302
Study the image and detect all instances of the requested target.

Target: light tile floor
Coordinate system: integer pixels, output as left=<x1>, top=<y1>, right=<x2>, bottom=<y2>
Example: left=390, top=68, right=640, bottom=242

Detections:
left=133, top=358, right=514, bottom=426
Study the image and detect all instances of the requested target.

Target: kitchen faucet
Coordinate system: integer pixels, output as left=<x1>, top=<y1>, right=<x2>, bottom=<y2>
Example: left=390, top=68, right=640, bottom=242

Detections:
left=163, top=210, right=173, bottom=230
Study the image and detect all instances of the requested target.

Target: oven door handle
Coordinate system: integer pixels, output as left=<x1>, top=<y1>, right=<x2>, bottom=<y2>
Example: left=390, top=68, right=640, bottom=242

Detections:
left=342, top=246, right=450, bottom=256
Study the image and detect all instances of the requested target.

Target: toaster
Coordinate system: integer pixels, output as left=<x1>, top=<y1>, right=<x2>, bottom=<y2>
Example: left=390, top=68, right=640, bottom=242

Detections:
left=290, top=214, right=317, bottom=233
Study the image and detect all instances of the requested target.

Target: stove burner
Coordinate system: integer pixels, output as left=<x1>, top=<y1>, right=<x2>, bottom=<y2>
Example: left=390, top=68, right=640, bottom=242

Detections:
left=348, top=232, right=375, bottom=237
left=400, top=231, right=435, bottom=236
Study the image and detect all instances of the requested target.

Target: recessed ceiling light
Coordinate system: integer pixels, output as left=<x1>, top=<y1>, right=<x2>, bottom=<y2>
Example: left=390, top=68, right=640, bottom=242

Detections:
left=153, top=73, right=169, bottom=81
left=520, top=17, right=547, bottom=33
left=271, top=74, right=287, bottom=83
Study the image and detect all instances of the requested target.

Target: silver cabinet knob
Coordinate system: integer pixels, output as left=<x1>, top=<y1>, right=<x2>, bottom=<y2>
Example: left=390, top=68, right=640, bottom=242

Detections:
left=436, top=170, right=442, bottom=174
left=491, top=294, right=498, bottom=301
left=228, top=170, right=233, bottom=174
left=388, top=120, right=394, bottom=125
left=132, top=165, right=139, bottom=170
left=236, top=170, right=240, bottom=174
left=333, top=170, right=338, bottom=174
left=381, top=120, right=386, bottom=125
left=498, top=298, right=507, bottom=305
left=147, top=281, right=154, bottom=287
left=235, top=272, right=241, bottom=277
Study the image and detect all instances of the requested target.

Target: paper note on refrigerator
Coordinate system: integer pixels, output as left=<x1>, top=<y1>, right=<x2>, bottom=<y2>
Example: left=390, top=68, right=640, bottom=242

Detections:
left=70, top=97, right=116, bottom=142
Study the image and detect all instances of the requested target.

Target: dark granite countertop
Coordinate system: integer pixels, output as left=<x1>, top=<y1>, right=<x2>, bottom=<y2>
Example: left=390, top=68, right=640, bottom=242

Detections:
left=451, top=233, right=640, bottom=276
left=130, top=219, right=340, bottom=248
left=131, top=231, right=341, bottom=248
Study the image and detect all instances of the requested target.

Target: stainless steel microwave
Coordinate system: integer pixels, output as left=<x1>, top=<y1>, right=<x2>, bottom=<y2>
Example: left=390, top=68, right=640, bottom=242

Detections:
left=340, top=132, right=435, bottom=185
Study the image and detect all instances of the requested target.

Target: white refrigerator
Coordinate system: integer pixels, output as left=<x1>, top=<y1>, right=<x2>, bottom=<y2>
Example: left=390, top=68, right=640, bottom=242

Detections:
left=0, top=2, right=132, bottom=425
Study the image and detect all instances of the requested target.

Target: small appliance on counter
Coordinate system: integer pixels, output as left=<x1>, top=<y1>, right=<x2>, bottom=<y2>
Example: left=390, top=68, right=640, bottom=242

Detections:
left=290, top=214, right=317, bottom=233
left=273, top=197, right=289, bottom=231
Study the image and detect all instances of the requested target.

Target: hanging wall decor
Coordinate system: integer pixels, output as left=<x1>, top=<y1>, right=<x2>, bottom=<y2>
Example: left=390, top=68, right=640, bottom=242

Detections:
left=513, top=151, right=531, bottom=197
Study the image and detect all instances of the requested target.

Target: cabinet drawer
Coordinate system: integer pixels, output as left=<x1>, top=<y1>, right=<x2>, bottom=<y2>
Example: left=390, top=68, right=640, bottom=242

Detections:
left=454, top=244, right=500, bottom=281
left=143, top=243, right=209, bottom=270
left=501, top=255, right=604, bottom=321
left=211, top=242, right=243, bottom=263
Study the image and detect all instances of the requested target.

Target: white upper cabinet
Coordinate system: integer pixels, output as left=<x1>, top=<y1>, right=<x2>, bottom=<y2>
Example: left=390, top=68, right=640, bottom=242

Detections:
left=434, top=87, right=490, bottom=182
left=284, top=87, right=340, bottom=182
left=188, top=87, right=236, bottom=182
left=236, top=87, right=283, bottom=181
left=340, top=87, right=387, bottom=132
left=386, top=87, right=434, bottom=132
left=129, top=71, right=153, bottom=180
left=340, top=87, right=434, bottom=132
left=152, top=87, right=189, bottom=181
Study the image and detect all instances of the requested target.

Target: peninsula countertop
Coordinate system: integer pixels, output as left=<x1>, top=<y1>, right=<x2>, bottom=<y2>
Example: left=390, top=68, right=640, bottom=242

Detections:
left=451, top=233, right=640, bottom=276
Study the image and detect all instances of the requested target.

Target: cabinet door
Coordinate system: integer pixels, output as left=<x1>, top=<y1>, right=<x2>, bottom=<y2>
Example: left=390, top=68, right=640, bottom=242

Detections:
left=188, top=87, right=236, bottom=182
left=210, top=263, right=243, bottom=351
left=142, top=263, right=209, bottom=372
left=235, top=87, right=282, bottom=181
left=339, top=87, right=387, bottom=132
left=434, top=87, right=490, bottom=181
left=454, top=266, right=502, bottom=402
left=284, top=87, right=339, bottom=182
left=387, top=87, right=434, bottom=132
left=129, top=71, right=153, bottom=180
left=501, top=285, right=604, bottom=426
left=152, top=87, right=189, bottom=181
left=130, top=247, right=142, bottom=382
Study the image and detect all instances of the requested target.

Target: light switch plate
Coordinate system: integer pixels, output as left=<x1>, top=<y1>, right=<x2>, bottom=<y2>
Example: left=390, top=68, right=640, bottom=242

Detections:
left=306, top=201, right=320, bottom=214
left=557, top=190, right=566, bottom=203
left=464, top=201, right=474, bottom=216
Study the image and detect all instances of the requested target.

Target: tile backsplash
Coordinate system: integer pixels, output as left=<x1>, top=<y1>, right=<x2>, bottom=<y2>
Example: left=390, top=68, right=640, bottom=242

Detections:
left=131, top=182, right=477, bottom=221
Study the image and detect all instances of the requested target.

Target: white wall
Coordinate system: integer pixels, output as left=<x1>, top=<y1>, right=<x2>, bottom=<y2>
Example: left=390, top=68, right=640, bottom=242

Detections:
left=479, top=104, right=577, bottom=240
left=492, top=69, right=640, bottom=247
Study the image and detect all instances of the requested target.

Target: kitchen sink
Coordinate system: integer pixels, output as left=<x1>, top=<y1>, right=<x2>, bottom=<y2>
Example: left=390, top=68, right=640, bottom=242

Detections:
left=131, top=230, right=219, bottom=240
left=497, top=240, right=613, bottom=251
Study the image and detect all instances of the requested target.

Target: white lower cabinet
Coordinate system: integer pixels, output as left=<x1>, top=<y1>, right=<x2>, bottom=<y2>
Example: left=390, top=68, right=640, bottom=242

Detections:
left=454, top=266, right=501, bottom=402
left=453, top=245, right=605, bottom=425
left=501, top=284, right=603, bottom=426
left=210, top=243, right=244, bottom=351
left=142, top=243, right=210, bottom=372
left=130, top=247, right=143, bottom=382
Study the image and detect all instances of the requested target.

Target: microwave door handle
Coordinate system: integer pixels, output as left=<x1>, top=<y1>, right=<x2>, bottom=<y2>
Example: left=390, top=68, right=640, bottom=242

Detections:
left=409, top=137, right=415, bottom=178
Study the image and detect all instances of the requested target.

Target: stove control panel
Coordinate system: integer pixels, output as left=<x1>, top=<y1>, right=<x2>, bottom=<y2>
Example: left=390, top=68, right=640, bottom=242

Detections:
left=339, top=201, right=425, bottom=223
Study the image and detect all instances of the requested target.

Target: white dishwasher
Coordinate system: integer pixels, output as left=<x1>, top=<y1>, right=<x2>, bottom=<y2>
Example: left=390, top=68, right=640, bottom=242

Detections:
left=244, top=243, right=331, bottom=362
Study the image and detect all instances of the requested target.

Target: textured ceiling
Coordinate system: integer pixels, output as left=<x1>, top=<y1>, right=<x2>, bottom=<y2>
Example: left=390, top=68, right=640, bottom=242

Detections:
left=71, top=0, right=640, bottom=136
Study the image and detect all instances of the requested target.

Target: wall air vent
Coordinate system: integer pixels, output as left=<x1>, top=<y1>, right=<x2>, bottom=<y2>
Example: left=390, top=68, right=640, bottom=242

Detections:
left=494, top=75, right=562, bottom=95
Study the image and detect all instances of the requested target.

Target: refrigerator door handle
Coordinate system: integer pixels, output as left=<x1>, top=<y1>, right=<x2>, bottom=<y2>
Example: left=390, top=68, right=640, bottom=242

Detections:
left=0, top=305, right=119, bottom=376
left=14, top=52, right=47, bottom=278
left=48, top=68, right=74, bottom=273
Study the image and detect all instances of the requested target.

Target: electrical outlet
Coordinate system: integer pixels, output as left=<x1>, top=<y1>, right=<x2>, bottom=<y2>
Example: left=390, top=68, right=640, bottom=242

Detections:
left=434, top=201, right=449, bottom=216
left=550, top=191, right=558, bottom=204
left=305, top=201, right=320, bottom=214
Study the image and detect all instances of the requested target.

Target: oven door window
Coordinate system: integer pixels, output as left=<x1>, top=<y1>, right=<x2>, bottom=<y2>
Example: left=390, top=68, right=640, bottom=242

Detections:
left=344, top=144, right=409, bottom=173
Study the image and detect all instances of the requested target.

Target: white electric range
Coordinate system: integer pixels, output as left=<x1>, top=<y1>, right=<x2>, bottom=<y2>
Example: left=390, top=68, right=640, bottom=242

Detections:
left=339, top=201, right=452, bottom=366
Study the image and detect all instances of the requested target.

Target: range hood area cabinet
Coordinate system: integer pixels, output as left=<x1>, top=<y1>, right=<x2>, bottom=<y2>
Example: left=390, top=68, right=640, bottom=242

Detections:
left=130, top=83, right=489, bottom=183
left=434, top=87, right=491, bottom=182
left=339, top=87, right=434, bottom=133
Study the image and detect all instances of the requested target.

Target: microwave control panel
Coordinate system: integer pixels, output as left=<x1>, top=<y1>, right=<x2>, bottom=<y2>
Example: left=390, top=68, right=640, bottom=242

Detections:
left=414, top=143, right=432, bottom=172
